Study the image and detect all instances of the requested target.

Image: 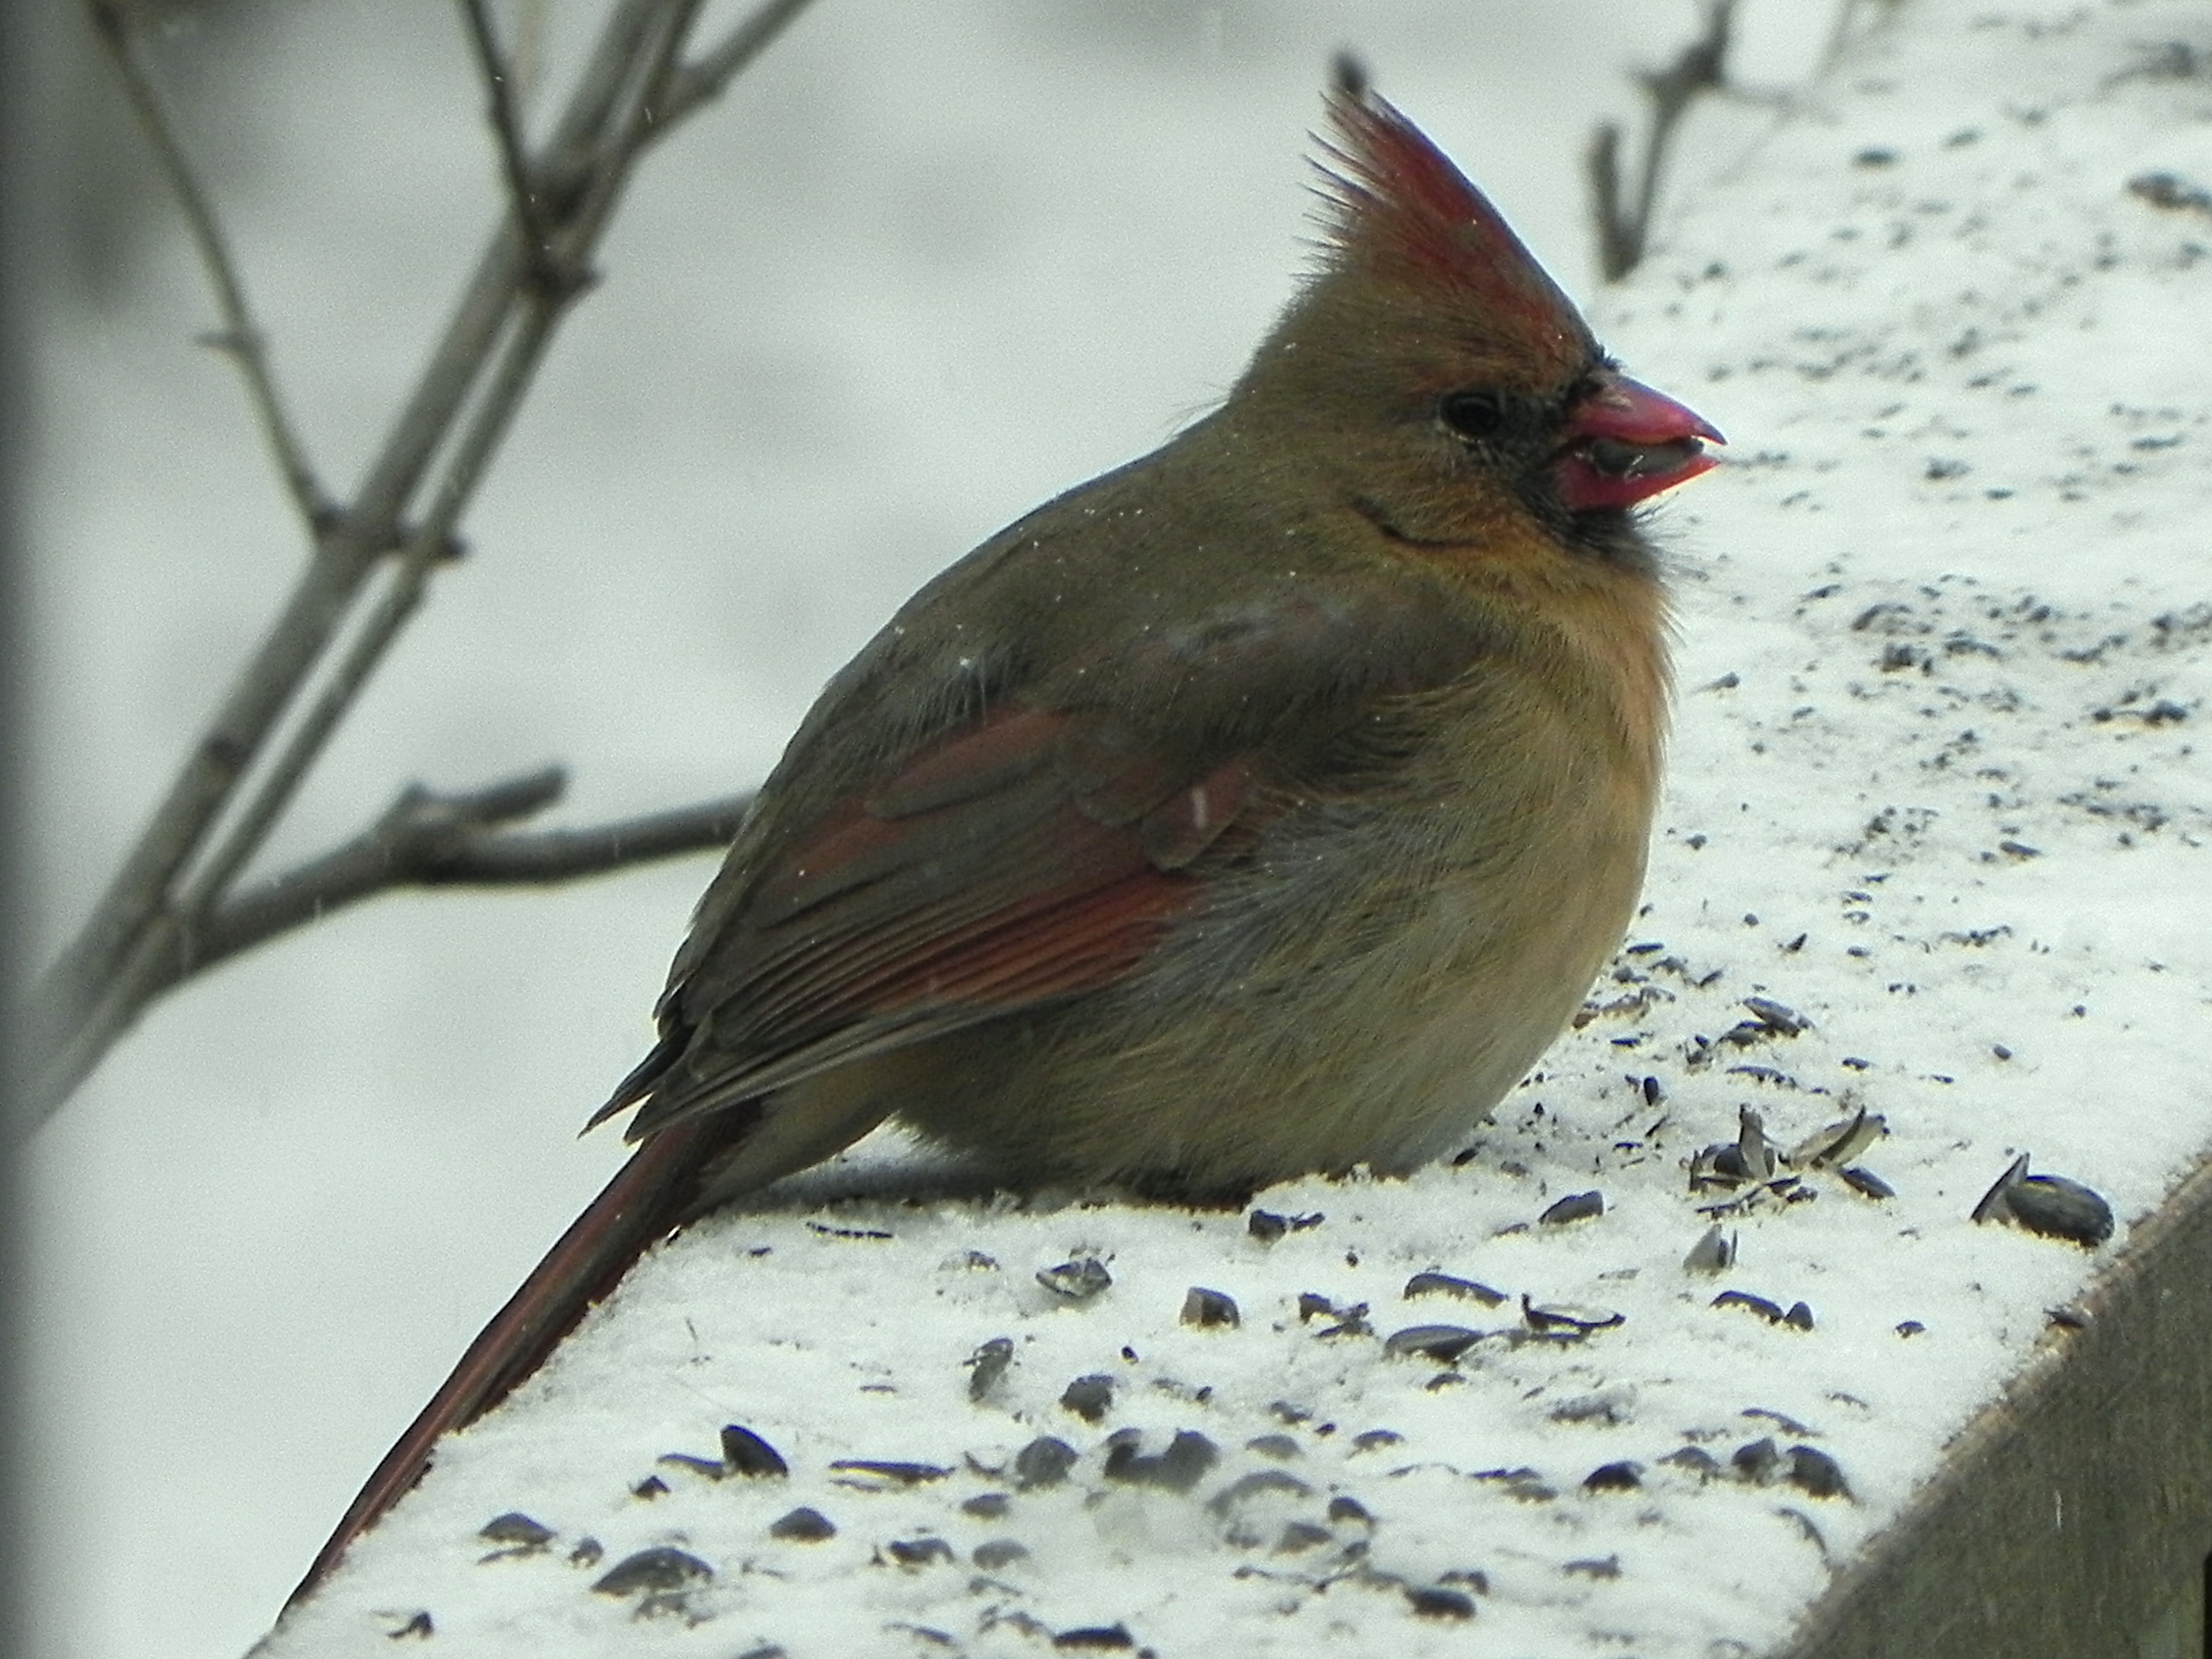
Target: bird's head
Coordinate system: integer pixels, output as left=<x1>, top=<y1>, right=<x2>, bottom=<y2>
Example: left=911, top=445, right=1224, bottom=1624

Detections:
left=1232, top=88, right=1721, bottom=563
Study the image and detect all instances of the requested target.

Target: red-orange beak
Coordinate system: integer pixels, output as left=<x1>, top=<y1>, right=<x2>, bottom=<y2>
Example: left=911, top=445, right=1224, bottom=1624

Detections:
left=1554, top=370, right=1724, bottom=513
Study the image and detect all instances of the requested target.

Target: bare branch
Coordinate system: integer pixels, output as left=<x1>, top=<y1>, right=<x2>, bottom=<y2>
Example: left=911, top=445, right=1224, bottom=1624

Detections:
left=656, top=0, right=819, bottom=129
left=152, top=774, right=752, bottom=996
left=88, top=0, right=331, bottom=528
left=458, top=0, right=565, bottom=287
left=1589, top=0, right=1735, bottom=281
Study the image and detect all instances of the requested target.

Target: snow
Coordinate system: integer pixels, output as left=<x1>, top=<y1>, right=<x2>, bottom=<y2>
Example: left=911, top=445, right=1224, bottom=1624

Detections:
left=27, top=1, right=2212, bottom=1655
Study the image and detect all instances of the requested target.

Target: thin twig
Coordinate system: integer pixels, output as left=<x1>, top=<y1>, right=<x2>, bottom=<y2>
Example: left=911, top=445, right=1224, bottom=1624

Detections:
left=458, top=0, right=566, bottom=289
left=152, top=776, right=753, bottom=995
left=1588, top=0, right=1735, bottom=281
left=655, top=0, right=819, bottom=128
left=1587, top=124, right=1635, bottom=286
left=87, top=0, right=331, bottom=529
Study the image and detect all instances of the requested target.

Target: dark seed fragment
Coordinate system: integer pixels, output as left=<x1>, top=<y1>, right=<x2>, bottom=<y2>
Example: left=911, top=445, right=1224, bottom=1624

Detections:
left=1786, top=1446, right=1851, bottom=1500
left=1181, top=1287, right=1240, bottom=1329
left=478, top=1512, right=553, bottom=1547
left=1275, top=1521, right=1333, bottom=1553
left=1328, top=1495, right=1374, bottom=1525
left=808, top=1221, right=892, bottom=1241
left=568, top=1537, right=603, bottom=1567
left=1521, top=1296, right=1624, bottom=1333
left=1059, top=1374, right=1116, bottom=1423
left=593, top=1546, right=713, bottom=1597
left=1564, top=1555, right=1621, bottom=1580
left=768, top=1506, right=836, bottom=1542
left=1013, top=1436, right=1079, bottom=1489
left=1583, top=1460, right=1643, bottom=1492
left=1972, top=1154, right=2114, bottom=1245
left=1102, top=1428, right=1219, bottom=1493
left=973, top=1539, right=1030, bottom=1570
left=1404, top=1272, right=1507, bottom=1305
left=968, top=1336, right=1015, bottom=1401
left=657, top=1452, right=726, bottom=1480
left=1352, top=1429, right=1404, bottom=1451
left=1731, top=1437, right=1781, bottom=1482
left=1316, top=1307, right=1372, bottom=1339
left=1384, top=1324, right=1483, bottom=1362
left=1247, top=1209, right=1324, bottom=1241
left=630, top=1475, right=668, bottom=1500
left=1743, top=996, right=1809, bottom=1035
left=883, top=1536, right=956, bottom=1569
left=1785, top=1301, right=1816, bottom=1331
left=720, top=1424, right=789, bottom=1478
left=961, top=1492, right=1011, bottom=1519
left=1713, top=1290, right=1787, bottom=1324
left=387, top=1611, right=434, bottom=1640
left=1406, top=1586, right=1476, bottom=1620
left=2006, top=1175, right=2115, bottom=1247
left=1053, top=1623, right=1136, bottom=1649
left=1539, top=1190, right=1604, bottom=1227
left=1841, top=1165, right=1895, bottom=1199
left=1037, top=1258, right=1113, bottom=1301
left=828, top=1459, right=950, bottom=1488
left=1245, top=1433, right=1300, bottom=1461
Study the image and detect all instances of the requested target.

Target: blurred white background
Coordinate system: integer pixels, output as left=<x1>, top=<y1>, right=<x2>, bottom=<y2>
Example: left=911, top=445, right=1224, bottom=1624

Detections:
left=19, top=3, right=1841, bottom=1653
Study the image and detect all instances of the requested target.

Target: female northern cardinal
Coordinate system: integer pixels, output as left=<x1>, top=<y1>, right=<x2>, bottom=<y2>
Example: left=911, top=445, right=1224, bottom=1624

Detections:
left=293, top=85, right=1719, bottom=1602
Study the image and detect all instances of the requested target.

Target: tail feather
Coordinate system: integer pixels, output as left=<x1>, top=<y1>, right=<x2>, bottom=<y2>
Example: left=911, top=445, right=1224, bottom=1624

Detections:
left=284, top=1113, right=738, bottom=1607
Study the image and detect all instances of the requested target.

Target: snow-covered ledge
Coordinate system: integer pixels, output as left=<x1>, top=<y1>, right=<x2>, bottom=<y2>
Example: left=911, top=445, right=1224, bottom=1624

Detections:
left=259, top=4, right=2212, bottom=1654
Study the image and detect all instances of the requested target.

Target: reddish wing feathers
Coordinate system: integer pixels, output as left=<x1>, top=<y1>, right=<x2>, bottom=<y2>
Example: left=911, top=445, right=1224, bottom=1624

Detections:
left=1314, top=90, right=1586, bottom=356
left=610, top=708, right=1256, bottom=1144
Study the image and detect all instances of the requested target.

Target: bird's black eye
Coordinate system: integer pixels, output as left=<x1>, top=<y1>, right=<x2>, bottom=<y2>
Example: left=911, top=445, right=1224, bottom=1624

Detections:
left=1439, top=389, right=1505, bottom=440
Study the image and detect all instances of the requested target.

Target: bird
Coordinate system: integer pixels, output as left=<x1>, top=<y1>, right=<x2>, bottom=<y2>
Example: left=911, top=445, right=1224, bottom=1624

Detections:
left=290, top=81, right=1720, bottom=1605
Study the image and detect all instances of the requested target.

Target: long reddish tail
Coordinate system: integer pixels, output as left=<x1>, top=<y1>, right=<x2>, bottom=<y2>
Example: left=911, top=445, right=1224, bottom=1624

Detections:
left=285, top=1114, right=738, bottom=1607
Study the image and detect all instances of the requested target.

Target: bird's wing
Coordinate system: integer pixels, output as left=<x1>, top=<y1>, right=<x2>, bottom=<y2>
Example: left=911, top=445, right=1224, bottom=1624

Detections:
left=598, top=574, right=1489, bottom=1143
left=599, top=701, right=1260, bottom=1141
